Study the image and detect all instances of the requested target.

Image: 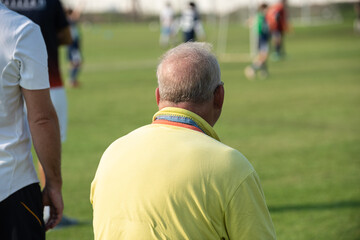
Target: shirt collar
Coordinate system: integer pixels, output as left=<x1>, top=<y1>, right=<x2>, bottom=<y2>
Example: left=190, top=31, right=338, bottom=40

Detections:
left=152, top=107, right=220, bottom=141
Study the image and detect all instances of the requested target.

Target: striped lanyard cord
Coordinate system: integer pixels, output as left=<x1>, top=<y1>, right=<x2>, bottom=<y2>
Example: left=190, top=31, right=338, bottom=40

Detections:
left=153, top=115, right=205, bottom=134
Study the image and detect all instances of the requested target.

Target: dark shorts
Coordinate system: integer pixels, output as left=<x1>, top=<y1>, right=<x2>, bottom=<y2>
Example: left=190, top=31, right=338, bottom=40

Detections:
left=0, top=183, right=45, bottom=240
left=183, top=30, right=195, bottom=42
left=258, top=34, right=269, bottom=53
left=68, top=41, right=82, bottom=64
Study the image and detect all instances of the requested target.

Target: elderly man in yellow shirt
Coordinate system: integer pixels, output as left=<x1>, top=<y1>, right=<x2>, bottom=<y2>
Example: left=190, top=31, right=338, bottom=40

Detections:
left=90, top=42, right=276, bottom=240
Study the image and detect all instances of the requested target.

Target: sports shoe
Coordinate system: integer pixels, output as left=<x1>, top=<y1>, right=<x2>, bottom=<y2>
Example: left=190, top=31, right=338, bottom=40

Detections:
left=54, top=215, right=79, bottom=229
left=244, top=66, right=255, bottom=80
left=259, top=70, right=269, bottom=79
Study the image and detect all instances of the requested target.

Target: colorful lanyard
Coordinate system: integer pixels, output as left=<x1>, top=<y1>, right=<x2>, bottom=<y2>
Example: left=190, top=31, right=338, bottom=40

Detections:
left=153, top=115, right=205, bottom=134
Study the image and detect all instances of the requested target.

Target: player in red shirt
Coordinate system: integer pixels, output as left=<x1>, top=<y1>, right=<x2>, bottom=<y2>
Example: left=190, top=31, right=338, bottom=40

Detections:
left=266, top=0, right=288, bottom=60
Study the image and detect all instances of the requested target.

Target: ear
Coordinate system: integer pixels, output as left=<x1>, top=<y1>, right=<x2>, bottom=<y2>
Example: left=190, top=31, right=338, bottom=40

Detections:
left=155, top=87, right=161, bottom=106
left=213, top=85, right=224, bottom=110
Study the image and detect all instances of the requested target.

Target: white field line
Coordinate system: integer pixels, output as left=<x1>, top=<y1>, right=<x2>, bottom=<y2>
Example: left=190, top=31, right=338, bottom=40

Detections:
left=81, top=54, right=251, bottom=74
left=82, top=59, right=158, bottom=72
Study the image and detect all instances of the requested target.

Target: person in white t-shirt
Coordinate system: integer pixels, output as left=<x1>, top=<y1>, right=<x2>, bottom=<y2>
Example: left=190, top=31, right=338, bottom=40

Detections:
left=180, top=2, right=205, bottom=42
left=159, top=2, right=175, bottom=47
left=0, top=3, right=63, bottom=239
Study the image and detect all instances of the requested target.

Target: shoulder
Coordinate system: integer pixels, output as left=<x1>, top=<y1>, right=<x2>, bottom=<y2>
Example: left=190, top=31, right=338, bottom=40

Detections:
left=103, top=125, right=152, bottom=151
left=0, top=6, right=41, bottom=46
left=0, top=5, right=32, bottom=28
left=212, top=142, right=255, bottom=178
left=105, top=123, right=254, bottom=173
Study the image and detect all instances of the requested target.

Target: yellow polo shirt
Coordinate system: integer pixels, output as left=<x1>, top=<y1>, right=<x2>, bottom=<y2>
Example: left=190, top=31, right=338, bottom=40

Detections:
left=91, top=107, right=276, bottom=240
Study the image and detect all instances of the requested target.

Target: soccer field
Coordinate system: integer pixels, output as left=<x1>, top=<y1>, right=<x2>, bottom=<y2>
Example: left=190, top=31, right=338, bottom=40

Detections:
left=47, top=9, right=360, bottom=240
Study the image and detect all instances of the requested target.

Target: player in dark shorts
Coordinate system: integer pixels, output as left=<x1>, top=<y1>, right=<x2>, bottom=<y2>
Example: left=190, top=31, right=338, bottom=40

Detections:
left=245, top=3, right=270, bottom=80
left=66, top=7, right=83, bottom=88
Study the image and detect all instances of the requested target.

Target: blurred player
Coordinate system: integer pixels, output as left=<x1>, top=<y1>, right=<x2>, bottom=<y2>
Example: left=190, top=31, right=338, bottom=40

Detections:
left=159, top=2, right=175, bottom=47
left=245, top=3, right=270, bottom=80
left=266, top=0, right=288, bottom=60
left=180, top=2, right=205, bottom=42
left=66, top=5, right=84, bottom=88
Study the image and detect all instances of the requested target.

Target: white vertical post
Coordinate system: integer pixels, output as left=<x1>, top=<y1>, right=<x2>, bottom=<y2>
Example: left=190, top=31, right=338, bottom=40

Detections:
left=217, top=13, right=229, bottom=56
left=301, top=1, right=311, bottom=24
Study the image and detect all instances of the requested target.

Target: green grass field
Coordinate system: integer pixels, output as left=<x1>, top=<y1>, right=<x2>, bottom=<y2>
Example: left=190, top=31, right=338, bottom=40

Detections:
left=46, top=10, right=360, bottom=240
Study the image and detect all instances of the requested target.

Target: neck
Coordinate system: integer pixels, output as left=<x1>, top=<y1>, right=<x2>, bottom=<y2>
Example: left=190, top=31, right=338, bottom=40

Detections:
left=158, top=101, right=218, bottom=127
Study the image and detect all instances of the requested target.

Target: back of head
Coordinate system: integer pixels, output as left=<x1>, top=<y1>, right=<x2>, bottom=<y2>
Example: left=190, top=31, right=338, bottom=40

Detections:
left=259, top=3, right=268, bottom=12
left=66, top=8, right=74, bottom=15
left=157, top=42, right=221, bottom=104
left=189, top=2, right=196, bottom=8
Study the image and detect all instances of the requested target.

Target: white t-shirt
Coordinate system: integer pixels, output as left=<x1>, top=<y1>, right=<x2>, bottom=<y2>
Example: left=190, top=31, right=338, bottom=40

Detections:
left=0, top=3, right=50, bottom=202
left=181, top=8, right=197, bottom=32
left=160, top=5, right=174, bottom=28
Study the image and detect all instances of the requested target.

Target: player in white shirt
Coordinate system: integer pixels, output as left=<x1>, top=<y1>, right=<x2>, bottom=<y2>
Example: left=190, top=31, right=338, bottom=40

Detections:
left=159, top=2, right=175, bottom=47
left=180, top=2, right=205, bottom=42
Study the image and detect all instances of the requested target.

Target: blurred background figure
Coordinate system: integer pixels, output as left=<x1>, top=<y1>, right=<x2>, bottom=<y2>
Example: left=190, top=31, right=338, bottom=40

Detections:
left=245, top=3, right=270, bottom=80
left=66, top=3, right=84, bottom=88
left=180, top=1, right=205, bottom=42
left=3, top=0, right=78, bottom=228
left=266, top=0, right=288, bottom=60
left=354, top=1, right=360, bottom=33
left=159, top=2, right=175, bottom=48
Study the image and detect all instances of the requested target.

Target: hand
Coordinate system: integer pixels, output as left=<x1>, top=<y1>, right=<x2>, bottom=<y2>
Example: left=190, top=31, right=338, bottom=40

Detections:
left=42, top=185, right=64, bottom=230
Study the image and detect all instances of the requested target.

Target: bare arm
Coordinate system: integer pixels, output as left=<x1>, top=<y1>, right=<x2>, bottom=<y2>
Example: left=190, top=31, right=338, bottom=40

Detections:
left=22, top=88, right=63, bottom=230
left=57, top=26, right=72, bottom=45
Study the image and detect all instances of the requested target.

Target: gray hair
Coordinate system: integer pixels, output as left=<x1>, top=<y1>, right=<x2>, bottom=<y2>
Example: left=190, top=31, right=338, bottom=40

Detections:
left=156, top=42, right=221, bottom=104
